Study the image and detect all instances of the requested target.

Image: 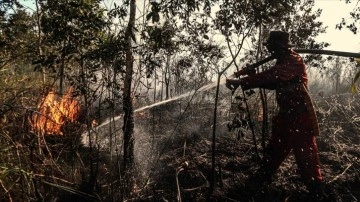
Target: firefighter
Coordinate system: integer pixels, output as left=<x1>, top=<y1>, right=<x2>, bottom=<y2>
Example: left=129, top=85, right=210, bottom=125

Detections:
left=226, top=31, right=325, bottom=198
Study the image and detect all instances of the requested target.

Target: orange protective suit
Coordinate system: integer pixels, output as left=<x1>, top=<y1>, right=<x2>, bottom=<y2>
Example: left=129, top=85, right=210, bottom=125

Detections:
left=240, top=50, right=323, bottom=184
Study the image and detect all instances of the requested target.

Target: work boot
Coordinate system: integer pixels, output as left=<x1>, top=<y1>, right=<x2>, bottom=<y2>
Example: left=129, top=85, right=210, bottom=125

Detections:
left=245, top=168, right=273, bottom=192
left=307, top=181, right=326, bottom=201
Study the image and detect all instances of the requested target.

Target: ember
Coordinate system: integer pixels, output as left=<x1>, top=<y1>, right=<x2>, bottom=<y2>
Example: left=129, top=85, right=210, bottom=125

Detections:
left=31, top=88, right=80, bottom=136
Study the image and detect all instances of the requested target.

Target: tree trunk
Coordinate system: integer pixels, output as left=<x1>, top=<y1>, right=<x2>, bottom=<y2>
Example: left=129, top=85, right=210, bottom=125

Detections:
left=335, top=57, right=341, bottom=93
left=35, top=0, right=45, bottom=84
left=256, top=25, right=269, bottom=154
left=165, top=54, right=171, bottom=99
left=153, top=71, right=157, bottom=103
left=122, top=0, right=136, bottom=197
left=59, top=40, right=66, bottom=94
left=161, top=67, right=164, bottom=101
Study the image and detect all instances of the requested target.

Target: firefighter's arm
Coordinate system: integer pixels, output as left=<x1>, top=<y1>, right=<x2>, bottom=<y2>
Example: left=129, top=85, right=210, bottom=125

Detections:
left=226, top=67, right=278, bottom=91
left=240, top=67, right=280, bottom=90
left=233, top=67, right=256, bottom=77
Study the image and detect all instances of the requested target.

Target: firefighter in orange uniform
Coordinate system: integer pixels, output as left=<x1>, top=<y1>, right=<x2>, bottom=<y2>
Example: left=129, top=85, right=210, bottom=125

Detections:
left=226, top=31, right=324, bottom=198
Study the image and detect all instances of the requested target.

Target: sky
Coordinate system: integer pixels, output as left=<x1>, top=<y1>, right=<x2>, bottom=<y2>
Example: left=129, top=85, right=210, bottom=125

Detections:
left=314, top=0, right=360, bottom=53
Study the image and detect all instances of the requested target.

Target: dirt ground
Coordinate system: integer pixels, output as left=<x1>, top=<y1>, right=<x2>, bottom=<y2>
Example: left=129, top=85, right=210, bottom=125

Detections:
left=134, top=92, right=360, bottom=202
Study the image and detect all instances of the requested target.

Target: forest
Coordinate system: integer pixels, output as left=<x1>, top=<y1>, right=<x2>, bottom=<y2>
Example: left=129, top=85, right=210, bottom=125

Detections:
left=0, top=0, right=359, bottom=201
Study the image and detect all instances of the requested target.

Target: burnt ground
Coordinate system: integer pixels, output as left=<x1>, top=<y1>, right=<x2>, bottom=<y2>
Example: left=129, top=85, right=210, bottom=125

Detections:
left=2, top=87, right=358, bottom=202
left=129, top=91, right=360, bottom=202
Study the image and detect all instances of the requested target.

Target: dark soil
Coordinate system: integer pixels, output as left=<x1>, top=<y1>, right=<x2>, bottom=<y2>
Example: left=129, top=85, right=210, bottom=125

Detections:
left=131, top=93, right=360, bottom=202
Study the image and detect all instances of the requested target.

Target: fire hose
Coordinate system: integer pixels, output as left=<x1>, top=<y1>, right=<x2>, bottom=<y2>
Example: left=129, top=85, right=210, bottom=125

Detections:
left=244, top=49, right=360, bottom=71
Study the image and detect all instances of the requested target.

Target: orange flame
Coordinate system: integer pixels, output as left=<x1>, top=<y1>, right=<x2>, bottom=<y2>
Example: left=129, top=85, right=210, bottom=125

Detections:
left=31, top=88, right=80, bottom=136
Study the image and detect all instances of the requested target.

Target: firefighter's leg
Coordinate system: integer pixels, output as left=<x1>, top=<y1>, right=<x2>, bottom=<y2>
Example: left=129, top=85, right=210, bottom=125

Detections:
left=293, top=135, right=323, bottom=183
left=247, top=118, right=291, bottom=187
left=293, top=135, right=324, bottom=198
left=258, top=130, right=291, bottom=180
left=245, top=133, right=291, bottom=193
left=261, top=115, right=292, bottom=176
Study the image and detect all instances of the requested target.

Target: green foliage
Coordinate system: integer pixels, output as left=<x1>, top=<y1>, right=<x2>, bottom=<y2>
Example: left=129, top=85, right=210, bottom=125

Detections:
left=0, top=9, right=35, bottom=69
left=212, top=0, right=319, bottom=38
left=0, top=0, right=22, bottom=12
left=333, top=1, right=360, bottom=92
left=335, top=0, right=360, bottom=92
left=108, top=2, right=128, bottom=20
left=237, top=0, right=329, bottom=70
left=336, top=0, right=360, bottom=34
left=142, top=21, right=177, bottom=54
left=146, top=1, right=161, bottom=23
left=38, top=0, right=108, bottom=69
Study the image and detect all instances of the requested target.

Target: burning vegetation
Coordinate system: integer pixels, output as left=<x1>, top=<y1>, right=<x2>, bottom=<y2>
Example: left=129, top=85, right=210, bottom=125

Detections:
left=30, top=88, right=80, bottom=136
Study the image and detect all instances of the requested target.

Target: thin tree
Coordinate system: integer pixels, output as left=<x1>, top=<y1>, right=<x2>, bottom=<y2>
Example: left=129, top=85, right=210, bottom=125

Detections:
left=122, top=0, right=136, bottom=197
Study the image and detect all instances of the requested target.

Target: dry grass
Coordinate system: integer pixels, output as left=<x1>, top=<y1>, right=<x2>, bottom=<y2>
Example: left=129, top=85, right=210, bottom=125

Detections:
left=1, top=68, right=359, bottom=202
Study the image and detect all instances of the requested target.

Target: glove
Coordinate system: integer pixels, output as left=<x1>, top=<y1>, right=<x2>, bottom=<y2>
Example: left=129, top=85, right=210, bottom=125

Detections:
left=234, top=67, right=256, bottom=77
left=226, top=78, right=241, bottom=93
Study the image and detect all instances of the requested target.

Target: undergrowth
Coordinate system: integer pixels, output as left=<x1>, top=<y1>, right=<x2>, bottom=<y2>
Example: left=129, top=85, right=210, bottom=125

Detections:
left=1, top=69, right=359, bottom=201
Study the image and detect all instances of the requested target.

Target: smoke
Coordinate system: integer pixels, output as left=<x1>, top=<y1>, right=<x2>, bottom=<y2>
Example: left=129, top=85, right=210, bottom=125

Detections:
left=81, top=79, right=234, bottom=182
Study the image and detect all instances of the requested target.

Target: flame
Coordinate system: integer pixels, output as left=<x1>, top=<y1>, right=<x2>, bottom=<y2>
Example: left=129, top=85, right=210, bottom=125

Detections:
left=31, top=88, right=80, bottom=136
